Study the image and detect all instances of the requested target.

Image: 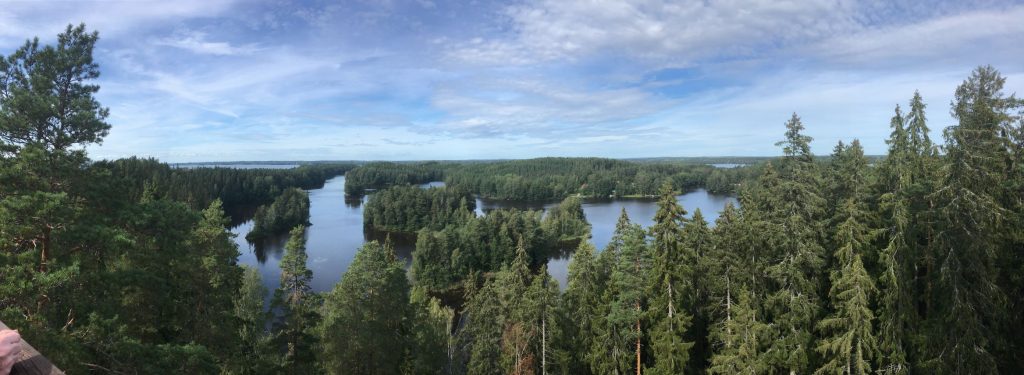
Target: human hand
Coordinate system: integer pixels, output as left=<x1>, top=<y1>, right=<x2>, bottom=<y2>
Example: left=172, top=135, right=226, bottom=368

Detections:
left=0, top=330, right=21, bottom=375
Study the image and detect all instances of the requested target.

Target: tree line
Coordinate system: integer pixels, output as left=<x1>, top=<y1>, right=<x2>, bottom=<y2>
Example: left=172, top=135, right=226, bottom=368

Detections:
left=345, top=157, right=754, bottom=200
left=101, top=157, right=354, bottom=212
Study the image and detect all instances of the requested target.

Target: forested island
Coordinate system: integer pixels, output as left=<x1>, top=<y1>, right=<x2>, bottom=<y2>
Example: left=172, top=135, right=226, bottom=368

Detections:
left=344, top=157, right=756, bottom=200
left=1, top=25, right=1023, bottom=375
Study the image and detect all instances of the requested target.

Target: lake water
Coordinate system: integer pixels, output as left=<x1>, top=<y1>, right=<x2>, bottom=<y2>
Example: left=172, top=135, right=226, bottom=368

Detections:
left=232, top=176, right=737, bottom=294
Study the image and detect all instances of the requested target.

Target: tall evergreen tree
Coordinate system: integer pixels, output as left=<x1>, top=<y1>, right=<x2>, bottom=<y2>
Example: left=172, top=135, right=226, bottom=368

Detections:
left=875, top=103, right=914, bottom=374
left=646, top=183, right=694, bottom=374
left=605, top=211, right=650, bottom=375
left=405, top=286, right=454, bottom=374
left=270, top=225, right=320, bottom=374
left=229, top=267, right=277, bottom=374
left=816, top=200, right=879, bottom=375
left=924, top=66, right=1014, bottom=373
left=562, top=241, right=605, bottom=375
left=707, top=288, right=768, bottom=375
left=319, top=240, right=409, bottom=375
left=764, top=113, right=827, bottom=374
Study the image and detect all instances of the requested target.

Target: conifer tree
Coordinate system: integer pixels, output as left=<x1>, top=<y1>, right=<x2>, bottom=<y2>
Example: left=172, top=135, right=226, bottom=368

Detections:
left=924, top=66, right=1014, bottom=373
left=229, top=267, right=277, bottom=374
left=764, top=113, right=827, bottom=374
left=708, top=288, right=767, bottom=375
left=875, top=104, right=914, bottom=374
left=270, top=225, right=320, bottom=374
left=685, top=209, right=714, bottom=371
left=319, top=240, right=409, bottom=375
left=816, top=200, right=879, bottom=375
left=562, top=241, right=605, bottom=374
left=405, top=286, right=454, bottom=374
left=605, top=210, right=650, bottom=375
left=646, top=183, right=694, bottom=374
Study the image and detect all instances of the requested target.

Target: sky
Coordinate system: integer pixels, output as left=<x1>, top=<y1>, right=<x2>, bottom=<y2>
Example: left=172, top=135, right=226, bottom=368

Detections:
left=1, top=0, right=1022, bottom=162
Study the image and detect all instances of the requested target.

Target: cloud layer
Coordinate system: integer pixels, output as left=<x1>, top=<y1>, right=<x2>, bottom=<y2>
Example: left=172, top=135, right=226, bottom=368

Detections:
left=1, top=0, right=1021, bottom=162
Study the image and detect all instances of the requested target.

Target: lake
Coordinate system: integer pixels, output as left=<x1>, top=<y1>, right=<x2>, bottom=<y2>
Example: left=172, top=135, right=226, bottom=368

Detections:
left=232, top=176, right=737, bottom=294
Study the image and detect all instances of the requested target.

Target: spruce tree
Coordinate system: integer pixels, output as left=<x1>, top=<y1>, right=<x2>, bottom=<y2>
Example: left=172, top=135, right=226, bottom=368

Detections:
left=924, top=66, right=1014, bottom=373
left=270, top=225, right=320, bottom=374
left=765, top=113, right=827, bottom=374
left=562, top=241, right=605, bottom=374
left=815, top=200, right=879, bottom=375
left=707, top=288, right=767, bottom=375
left=646, top=183, right=694, bottom=374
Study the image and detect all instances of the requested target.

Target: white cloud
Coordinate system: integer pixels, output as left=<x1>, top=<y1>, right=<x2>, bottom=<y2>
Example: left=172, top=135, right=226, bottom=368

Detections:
left=0, top=0, right=239, bottom=48
left=432, top=77, right=668, bottom=137
left=155, top=31, right=260, bottom=56
left=449, top=0, right=864, bottom=65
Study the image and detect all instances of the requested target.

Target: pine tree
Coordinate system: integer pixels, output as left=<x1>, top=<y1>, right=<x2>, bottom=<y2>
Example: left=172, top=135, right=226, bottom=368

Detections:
left=269, top=225, right=320, bottom=374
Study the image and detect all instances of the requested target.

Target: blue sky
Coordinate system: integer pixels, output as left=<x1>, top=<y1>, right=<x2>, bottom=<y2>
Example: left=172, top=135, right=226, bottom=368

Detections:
left=2, top=0, right=1022, bottom=162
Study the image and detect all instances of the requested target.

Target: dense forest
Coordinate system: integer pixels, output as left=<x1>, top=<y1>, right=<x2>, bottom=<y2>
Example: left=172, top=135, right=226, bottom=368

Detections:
left=345, top=157, right=752, bottom=200
left=2, top=26, right=1023, bottom=375
left=246, top=188, right=311, bottom=242
left=363, top=185, right=476, bottom=233
left=102, top=157, right=354, bottom=211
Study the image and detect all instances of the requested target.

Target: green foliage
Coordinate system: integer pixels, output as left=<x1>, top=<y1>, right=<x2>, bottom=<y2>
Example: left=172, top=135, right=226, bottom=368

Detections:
left=319, top=241, right=409, bottom=375
left=816, top=200, right=879, bottom=375
left=0, top=23, right=110, bottom=152
left=270, top=226, right=320, bottom=374
left=922, top=65, right=1017, bottom=374
left=543, top=195, right=591, bottom=246
left=100, top=157, right=353, bottom=211
left=347, top=157, right=728, bottom=200
left=2, top=26, right=1023, bottom=375
left=247, top=187, right=310, bottom=241
left=227, top=267, right=277, bottom=374
left=405, top=287, right=454, bottom=374
left=646, top=183, right=694, bottom=374
left=601, top=211, right=650, bottom=374
left=707, top=289, right=768, bottom=375
left=363, top=185, right=475, bottom=233
left=344, top=161, right=448, bottom=196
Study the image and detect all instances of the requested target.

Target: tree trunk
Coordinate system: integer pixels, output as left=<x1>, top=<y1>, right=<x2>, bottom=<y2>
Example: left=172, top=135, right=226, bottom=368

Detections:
left=542, top=315, right=547, bottom=375
left=726, top=274, right=732, bottom=347
left=636, top=303, right=642, bottom=375
left=39, top=225, right=52, bottom=273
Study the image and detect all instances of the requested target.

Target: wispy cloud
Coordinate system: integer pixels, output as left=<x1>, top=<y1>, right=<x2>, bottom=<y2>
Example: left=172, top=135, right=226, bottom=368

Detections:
left=0, top=0, right=1020, bottom=161
left=155, top=31, right=260, bottom=56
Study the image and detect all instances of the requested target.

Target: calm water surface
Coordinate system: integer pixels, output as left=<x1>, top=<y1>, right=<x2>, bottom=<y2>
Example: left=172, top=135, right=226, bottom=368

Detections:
left=233, top=176, right=737, bottom=293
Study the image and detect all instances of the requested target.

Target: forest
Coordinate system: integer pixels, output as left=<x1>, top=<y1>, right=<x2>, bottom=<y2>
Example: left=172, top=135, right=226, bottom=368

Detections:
left=1, top=25, right=1023, bottom=375
left=345, top=157, right=750, bottom=200
left=246, top=188, right=311, bottom=242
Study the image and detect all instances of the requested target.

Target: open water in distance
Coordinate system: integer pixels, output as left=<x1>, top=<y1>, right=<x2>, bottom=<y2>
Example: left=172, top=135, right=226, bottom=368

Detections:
left=232, top=176, right=737, bottom=294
